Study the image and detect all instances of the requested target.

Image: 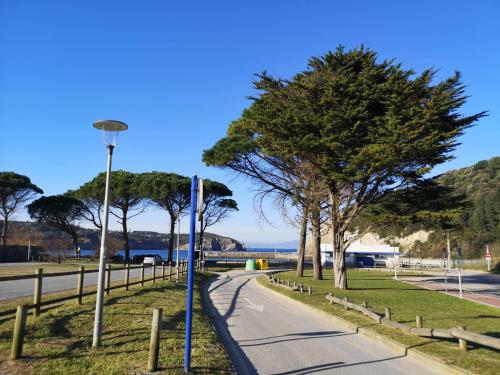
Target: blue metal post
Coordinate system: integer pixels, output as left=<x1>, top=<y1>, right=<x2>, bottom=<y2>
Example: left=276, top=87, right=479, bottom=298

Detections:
left=184, top=175, right=198, bottom=372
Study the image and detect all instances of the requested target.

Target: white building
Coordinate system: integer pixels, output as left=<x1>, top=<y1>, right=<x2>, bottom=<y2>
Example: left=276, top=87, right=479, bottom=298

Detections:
left=320, top=238, right=399, bottom=268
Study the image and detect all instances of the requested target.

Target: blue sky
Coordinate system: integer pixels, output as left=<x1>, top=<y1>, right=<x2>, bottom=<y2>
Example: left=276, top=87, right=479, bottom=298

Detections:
left=1, top=1, right=499, bottom=244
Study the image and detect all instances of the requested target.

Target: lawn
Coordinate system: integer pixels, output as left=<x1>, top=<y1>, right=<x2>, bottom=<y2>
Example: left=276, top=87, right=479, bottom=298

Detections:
left=0, top=275, right=232, bottom=374
left=260, top=269, right=500, bottom=375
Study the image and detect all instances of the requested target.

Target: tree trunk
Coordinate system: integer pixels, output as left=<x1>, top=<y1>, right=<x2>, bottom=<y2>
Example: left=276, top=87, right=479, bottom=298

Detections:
left=122, top=218, right=130, bottom=262
left=168, top=216, right=175, bottom=264
left=71, top=233, right=79, bottom=259
left=329, top=191, right=348, bottom=289
left=296, top=206, right=308, bottom=277
left=310, top=207, right=322, bottom=280
left=1, top=216, right=8, bottom=246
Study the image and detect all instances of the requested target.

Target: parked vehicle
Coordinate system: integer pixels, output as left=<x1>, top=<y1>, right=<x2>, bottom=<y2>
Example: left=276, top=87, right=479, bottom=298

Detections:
left=133, top=254, right=163, bottom=264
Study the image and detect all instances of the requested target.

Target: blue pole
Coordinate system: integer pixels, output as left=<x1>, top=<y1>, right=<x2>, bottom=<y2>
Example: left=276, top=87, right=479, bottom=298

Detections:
left=184, top=175, right=198, bottom=372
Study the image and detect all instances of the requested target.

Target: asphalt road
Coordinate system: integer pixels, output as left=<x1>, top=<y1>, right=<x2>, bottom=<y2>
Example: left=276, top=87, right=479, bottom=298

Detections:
left=404, top=270, right=500, bottom=298
left=0, top=265, right=158, bottom=300
left=203, top=270, right=438, bottom=375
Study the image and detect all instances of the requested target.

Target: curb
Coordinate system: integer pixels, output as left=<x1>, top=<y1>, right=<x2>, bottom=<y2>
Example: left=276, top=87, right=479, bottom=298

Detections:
left=255, top=276, right=473, bottom=375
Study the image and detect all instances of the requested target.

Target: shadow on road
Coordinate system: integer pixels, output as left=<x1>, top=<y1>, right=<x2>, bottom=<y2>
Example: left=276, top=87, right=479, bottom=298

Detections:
left=202, top=275, right=258, bottom=374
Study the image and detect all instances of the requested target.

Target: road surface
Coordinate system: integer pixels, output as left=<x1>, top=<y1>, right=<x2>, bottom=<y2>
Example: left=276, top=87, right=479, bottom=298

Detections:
left=203, top=270, right=438, bottom=375
left=401, top=270, right=500, bottom=308
left=0, top=264, right=159, bottom=300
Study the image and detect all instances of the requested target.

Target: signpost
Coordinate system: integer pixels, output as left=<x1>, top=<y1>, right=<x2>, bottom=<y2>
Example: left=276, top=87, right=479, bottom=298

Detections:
left=485, top=245, right=492, bottom=271
left=184, top=176, right=202, bottom=373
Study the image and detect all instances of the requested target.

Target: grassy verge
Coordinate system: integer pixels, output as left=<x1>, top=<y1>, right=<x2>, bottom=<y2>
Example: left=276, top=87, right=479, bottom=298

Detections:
left=259, top=269, right=500, bottom=375
left=0, top=275, right=232, bottom=374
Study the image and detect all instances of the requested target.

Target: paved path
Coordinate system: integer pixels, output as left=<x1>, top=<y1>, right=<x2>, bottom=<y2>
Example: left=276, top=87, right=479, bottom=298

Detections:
left=0, top=266, right=159, bottom=301
left=401, top=271, right=500, bottom=308
left=203, top=270, right=438, bottom=375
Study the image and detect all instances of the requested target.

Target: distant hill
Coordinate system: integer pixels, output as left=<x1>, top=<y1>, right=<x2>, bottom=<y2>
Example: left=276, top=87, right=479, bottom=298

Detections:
left=1, top=221, right=244, bottom=252
left=438, top=157, right=500, bottom=247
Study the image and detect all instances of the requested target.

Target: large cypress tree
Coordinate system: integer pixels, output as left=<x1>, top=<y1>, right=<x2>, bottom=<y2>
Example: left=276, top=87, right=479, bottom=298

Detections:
left=206, top=46, right=486, bottom=289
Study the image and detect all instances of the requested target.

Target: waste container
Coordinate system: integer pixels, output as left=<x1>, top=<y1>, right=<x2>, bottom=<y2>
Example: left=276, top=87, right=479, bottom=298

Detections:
left=245, top=259, right=256, bottom=271
left=256, top=258, right=268, bottom=270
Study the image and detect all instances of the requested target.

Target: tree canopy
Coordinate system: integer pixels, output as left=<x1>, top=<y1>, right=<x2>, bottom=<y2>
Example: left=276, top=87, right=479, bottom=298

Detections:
left=0, top=172, right=43, bottom=245
left=27, top=195, right=85, bottom=255
left=76, top=171, right=146, bottom=261
left=198, top=179, right=238, bottom=249
left=139, top=172, right=191, bottom=263
left=204, top=45, right=486, bottom=289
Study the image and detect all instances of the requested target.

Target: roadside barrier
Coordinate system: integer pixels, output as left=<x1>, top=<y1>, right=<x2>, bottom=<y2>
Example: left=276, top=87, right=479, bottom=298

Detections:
left=5, top=259, right=204, bottom=360
left=148, top=307, right=163, bottom=372
left=0, top=260, right=198, bottom=319
left=265, top=273, right=500, bottom=352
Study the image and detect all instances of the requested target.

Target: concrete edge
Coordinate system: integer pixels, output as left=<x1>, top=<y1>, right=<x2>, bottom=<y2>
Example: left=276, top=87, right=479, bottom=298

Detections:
left=255, top=276, right=474, bottom=375
left=199, top=274, right=238, bottom=375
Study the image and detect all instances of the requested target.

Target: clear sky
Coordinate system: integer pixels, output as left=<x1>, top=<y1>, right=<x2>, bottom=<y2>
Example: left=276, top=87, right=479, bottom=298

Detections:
left=1, top=1, right=499, bottom=245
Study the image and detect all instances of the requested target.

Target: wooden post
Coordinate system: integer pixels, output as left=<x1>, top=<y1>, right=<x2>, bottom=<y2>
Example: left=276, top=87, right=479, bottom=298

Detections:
left=287, top=280, right=290, bottom=287
left=385, top=307, right=392, bottom=320
left=299, top=284, right=303, bottom=293
left=77, top=266, right=85, bottom=305
left=33, top=268, right=43, bottom=317
left=148, top=308, right=163, bottom=372
left=344, top=297, right=349, bottom=310
left=362, top=301, right=368, bottom=308
left=162, top=262, right=166, bottom=281
left=416, top=315, right=423, bottom=328
left=10, top=304, right=28, bottom=360
left=168, top=263, right=172, bottom=281
left=152, top=264, right=156, bottom=284
left=308, top=286, right=312, bottom=295
left=125, top=264, right=130, bottom=291
left=105, top=264, right=111, bottom=295
left=141, top=262, right=145, bottom=287
left=458, top=326, right=468, bottom=351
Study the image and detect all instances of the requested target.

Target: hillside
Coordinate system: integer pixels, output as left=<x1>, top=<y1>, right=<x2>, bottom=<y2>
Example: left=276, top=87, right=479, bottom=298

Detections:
left=432, top=156, right=500, bottom=256
left=1, top=221, right=244, bottom=252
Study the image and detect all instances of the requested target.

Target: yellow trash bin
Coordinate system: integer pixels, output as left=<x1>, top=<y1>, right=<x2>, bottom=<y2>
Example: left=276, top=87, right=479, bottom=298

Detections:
left=256, top=258, right=268, bottom=270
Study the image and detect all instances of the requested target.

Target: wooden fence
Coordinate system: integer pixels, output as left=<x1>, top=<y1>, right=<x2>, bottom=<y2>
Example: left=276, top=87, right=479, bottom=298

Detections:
left=266, top=273, right=500, bottom=352
left=0, top=259, right=203, bottom=318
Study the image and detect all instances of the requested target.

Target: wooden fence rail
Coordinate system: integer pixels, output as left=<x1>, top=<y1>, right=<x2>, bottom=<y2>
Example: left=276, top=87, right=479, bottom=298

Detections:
left=265, top=273, right=500, bottom=352
left=0, top=260, right=195, bottom=318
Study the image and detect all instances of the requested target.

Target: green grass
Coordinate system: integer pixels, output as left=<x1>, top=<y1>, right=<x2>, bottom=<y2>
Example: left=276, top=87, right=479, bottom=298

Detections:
left=260, top=269, right=500, bottom=375
left=0, top=275, right=231, bottom=374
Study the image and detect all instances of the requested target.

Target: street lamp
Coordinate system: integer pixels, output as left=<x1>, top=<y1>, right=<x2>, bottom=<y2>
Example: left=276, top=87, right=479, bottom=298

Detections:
left=92, top=120, right=128, bottom=348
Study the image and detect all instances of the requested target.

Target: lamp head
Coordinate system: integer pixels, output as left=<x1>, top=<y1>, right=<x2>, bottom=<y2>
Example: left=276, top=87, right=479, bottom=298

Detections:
left=93, top=120, right=128, bottom=147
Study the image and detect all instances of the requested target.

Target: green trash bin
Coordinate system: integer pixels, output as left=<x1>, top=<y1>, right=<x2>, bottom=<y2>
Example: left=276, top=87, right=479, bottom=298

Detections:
left=245, top=259, right=256, bottom=271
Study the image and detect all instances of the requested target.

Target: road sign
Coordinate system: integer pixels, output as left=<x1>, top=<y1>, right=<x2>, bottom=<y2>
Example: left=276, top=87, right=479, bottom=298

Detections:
left=197, top=178, right=203, bottom=221
left=485, top=252, right=492, bottom=259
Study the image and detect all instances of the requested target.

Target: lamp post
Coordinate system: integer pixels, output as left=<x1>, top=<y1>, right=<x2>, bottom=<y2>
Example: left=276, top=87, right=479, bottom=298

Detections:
left=176, top=216, right=181, bottom=282
left=92, top=120, right=128, bottom=348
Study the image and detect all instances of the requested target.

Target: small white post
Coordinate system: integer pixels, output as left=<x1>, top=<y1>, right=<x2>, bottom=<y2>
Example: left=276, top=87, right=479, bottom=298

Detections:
left=486, top=245, right=491, bottom=272
left=444, top=270, right=448, bottom=293
left=458, top=268, right=463, bottom=299
left=446, top=232, right=451, bottom=271
left=27, top=239, right=31, bottom=261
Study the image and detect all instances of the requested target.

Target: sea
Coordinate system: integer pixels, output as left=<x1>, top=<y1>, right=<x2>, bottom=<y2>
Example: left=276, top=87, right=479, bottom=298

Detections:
left=78, top=247, right=297, bottom=260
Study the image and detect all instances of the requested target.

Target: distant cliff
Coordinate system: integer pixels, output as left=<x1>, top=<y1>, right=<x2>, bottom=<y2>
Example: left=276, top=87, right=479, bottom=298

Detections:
left=1, top=221, right=244, bottom=252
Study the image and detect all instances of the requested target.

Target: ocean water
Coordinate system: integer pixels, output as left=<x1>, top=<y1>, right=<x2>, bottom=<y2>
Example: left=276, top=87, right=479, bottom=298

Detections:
left=79, top=247, right=296, bottom=260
